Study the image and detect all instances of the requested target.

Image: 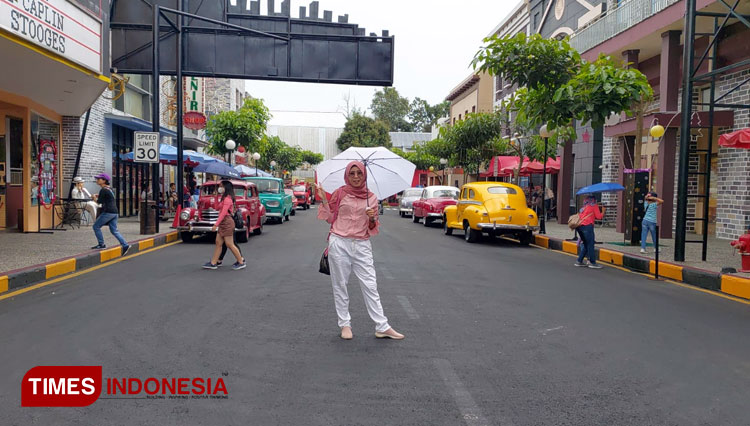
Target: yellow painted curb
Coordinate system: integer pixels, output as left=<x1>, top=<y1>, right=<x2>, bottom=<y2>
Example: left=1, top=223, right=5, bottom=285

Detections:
left=562, top=240, right=578, bottom=255
left=649, top=261, right=683, bottom=281
left=534, top=235, right=549, bottom=249
left=45, top=259, right=76, bottom=280
left=166, top=232, right=178, bottom=243
left=598, top=249, right=624, bottom=266
left=100, top=247, right=121, bottom=262
left=0, top=276, right=8, bottom=294
left=139, top=239, right=155, bottom=251
left=721, top=275, right=750, bottom=300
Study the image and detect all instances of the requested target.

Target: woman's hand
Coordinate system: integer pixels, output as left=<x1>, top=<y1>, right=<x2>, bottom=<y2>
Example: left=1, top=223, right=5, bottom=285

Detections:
left=314, top=184, right=327, bottom=203
left=366, top=208, right=376, bottom=221
left=211, top=225, right=218, bottom=232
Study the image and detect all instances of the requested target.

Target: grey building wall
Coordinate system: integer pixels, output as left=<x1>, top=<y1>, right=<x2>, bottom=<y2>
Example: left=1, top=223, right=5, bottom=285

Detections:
left=267, top=125, right=343, bottom=161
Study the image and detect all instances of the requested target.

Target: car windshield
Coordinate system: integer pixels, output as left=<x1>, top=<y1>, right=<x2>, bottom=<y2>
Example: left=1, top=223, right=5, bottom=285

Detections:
left=403, top=189, right=422, bottom=197
left=234, top=187, right=245, bottom=197
left=201, top=185, right=216, bottom=195
left=292, top=185, right=306, bottom=192
left=251, top=179, right=281, bottom=194
left=431, top=189, right=458, bottom=199
left=487, top=186, right=517, bottom=195
left=284, top=189, right=294, bottom=195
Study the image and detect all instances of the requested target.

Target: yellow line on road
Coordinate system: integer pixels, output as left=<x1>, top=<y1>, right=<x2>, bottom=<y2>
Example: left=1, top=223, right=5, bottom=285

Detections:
left=0, top=242, right=180, bottom=302
left=534, top=243, right=750, bottom=306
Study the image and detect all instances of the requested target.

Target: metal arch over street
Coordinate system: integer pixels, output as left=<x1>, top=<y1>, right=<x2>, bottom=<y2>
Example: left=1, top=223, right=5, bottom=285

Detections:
left=109, top=0, right=395, bottom=86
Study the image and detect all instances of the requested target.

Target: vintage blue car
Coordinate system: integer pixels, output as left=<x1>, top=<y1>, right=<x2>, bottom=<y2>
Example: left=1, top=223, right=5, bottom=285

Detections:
left=244, top=177, right=293, bottom=223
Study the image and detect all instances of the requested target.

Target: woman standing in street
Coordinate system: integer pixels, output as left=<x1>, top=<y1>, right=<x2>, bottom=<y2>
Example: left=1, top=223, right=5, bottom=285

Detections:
left=640, top=192, right=664, bottom=254
left=316, top=161, right=404, bottom=340
left=203, top=180, right=245, bottom=270
left=574, top=195, right=605, bottom=269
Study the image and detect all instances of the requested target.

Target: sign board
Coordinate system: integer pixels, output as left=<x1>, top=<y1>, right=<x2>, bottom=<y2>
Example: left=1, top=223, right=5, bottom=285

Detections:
left=184, top=77, right=204, bottom=113
left=133, top=132, right=160, bottom=163
left=0, top=0, right=102, bottom=74
left=184, top=111, right=206, bottom=130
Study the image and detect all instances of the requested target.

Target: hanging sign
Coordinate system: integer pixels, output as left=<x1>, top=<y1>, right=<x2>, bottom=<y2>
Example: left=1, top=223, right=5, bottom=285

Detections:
left=184, top=111, right=207, bottom=130
left=133, top=132, right=160, bottom=163
left=183, top=76, right=206, bottom=129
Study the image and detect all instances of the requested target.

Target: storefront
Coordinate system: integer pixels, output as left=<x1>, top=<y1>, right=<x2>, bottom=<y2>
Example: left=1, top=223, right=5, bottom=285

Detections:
left=0, top=0, right=109, bottom=231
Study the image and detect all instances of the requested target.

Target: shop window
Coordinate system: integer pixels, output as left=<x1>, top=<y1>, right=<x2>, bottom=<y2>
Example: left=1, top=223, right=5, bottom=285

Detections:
left=31, top=113, right=61, bottom=206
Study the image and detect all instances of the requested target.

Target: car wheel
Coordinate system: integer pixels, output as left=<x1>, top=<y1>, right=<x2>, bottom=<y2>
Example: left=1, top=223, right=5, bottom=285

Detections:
left=464, top=222, right=480, bottom=243
left=236, top=223, right=249, bottom=243
left=412, top=213, right=419, bottom=223
left=443, top=217, right=453, bottom=235
left=519, top=231, right=533, bottom=246
left=424, top=217, right=432, bottom=227
left=253, top=220, right=263, bottom=235
left=180, top=231, right=194, bottom=243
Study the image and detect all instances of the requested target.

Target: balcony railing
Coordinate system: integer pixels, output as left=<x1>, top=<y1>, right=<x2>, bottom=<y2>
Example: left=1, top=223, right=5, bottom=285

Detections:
left=569, top=0, right=682, bottom=53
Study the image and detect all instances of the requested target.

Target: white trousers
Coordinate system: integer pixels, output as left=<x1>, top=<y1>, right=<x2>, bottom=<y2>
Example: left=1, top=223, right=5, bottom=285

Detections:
left=328, top=234, right=390, bottom=332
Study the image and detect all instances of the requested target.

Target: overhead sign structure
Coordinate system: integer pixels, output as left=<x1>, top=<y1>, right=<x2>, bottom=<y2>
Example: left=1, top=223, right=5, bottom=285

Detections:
left=133, top=132, right=160, bottom=163
left=1, top=0, right=103, bottom=73
left=110, top=0, right=394, bottom=86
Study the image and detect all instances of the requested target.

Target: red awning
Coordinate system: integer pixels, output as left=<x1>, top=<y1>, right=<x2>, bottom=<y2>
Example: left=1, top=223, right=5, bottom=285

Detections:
left=481, top=156, right=561, bottom=178
left=719, top=128, right=750, bottom=149
left=480, top=156, right=519, bottom=177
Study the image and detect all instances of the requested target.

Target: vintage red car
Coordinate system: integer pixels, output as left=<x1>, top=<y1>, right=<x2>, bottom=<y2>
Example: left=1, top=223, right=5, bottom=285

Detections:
left=291, top=182, right=312, bottom=209
left=412, top=185, right=460, bottom=226
left=175, top=180, right=266, bottom=243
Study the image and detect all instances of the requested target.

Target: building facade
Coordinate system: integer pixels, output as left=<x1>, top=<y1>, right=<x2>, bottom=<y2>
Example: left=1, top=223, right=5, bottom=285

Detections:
left=446, top=72, right=495, bottom=125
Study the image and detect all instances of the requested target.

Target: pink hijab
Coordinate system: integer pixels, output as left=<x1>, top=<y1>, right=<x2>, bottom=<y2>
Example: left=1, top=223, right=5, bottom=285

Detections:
left=328, top=161, right=376, bottom=223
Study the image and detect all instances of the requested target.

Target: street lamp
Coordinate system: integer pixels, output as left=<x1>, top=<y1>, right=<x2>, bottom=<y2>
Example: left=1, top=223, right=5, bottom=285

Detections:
left=225, top=139, right=236, bottom=165
left=440, top=158, right=447, bottom=185
left=539, top=124, right=552, bottom=234
left=252, top=152, right=261, bottom=176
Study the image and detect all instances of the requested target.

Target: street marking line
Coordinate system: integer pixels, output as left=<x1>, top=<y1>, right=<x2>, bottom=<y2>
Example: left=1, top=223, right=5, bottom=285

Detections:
left=433, top=359, right=495, bottom=426
left=100, top=247, right=121, bottom=262
left=0, top=276, right=8, bottom=293
left=45, top=258, right=76, bottom=280
left=397, top=295, right=419, bottom=319
left=537, top=244, right=750, bottom=306
left=721, top=275, right=750, bottom=300
left=139, top=239, right=155, bottom=251
left=0, top=242, right=180, bottom=302
left=541, top=326, right=564, bottom=335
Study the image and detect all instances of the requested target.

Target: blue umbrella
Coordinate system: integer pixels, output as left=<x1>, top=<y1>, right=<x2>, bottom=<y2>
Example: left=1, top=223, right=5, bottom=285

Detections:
left=234, top=165, right=273, bottom=177
left=576, top=182, right=625, bottom=195
left=192, top=161, right=242, bottom=179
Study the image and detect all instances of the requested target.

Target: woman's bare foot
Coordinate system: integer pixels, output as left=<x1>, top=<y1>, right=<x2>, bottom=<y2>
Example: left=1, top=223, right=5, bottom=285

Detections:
left=340, top=326, right=353, bottom=340
left=375, top=328, right=404, bottom=340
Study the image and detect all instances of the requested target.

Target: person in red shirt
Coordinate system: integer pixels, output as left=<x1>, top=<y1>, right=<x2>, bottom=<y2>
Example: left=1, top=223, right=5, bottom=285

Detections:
left=203, top=180, right=245, bottom=270
left=575, top=195, right=605, bottom=269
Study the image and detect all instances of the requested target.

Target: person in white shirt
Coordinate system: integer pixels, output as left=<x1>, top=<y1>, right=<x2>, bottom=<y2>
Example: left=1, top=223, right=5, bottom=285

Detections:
left=72, top=177, right=97, bottom=222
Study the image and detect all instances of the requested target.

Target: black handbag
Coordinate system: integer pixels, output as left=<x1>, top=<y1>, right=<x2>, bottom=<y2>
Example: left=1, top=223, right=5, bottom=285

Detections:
left=319, top=247, right=330, bottom=275
left=232, top=202, right=244, bottom=229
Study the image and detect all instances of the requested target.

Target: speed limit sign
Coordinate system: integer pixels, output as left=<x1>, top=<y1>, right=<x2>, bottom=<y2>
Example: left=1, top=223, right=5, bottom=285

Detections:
left=134, top=132, right=160, bottom=163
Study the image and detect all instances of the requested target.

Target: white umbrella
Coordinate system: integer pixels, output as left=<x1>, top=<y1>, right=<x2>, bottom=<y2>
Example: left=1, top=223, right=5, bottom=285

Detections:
left=316, top=146, right=416, bottom=201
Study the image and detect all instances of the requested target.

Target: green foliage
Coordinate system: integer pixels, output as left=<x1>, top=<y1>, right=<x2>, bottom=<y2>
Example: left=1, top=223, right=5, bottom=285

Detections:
left=205, top=97, right=270, bottom=156
left=257, top=136, right=303, bottom=173
left=439, top=112, right=508, bottom=177
left=408, top=98, right=451, bottom=132
left=371, top=87, right=412, bottom=132
left=300, top=150, right=324, bottom=166
left=336, top=113, right=392, bottom=151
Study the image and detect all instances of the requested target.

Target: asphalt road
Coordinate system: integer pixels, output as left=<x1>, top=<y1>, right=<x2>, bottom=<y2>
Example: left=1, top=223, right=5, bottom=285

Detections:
left=2, top=206, right=750, bottom=426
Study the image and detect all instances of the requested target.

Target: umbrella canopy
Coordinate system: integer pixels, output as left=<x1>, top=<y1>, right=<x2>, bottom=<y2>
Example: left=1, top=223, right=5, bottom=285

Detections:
left=122, top=144, right=216, bottom=166
left=234, top=164, right=273, bottom=177
left=576, top=182, right=625, bottom=195
left=718, top=128, right=750, bottom=149
left=192, top=161, right=242, bottom=179
left=316, top=146, right=416, bottom=200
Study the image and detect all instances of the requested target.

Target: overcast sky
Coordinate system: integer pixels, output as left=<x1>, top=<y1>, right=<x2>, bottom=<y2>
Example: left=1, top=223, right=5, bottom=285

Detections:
left=245, top=0, right=518, bottom=128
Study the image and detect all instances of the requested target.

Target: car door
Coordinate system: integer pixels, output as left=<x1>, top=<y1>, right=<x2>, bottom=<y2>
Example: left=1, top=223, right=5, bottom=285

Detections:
left=414, top=189, right=427, bottom=217
left=456, top=187, right=469, bottom=223
left=457, top=188, right=480, bottom=225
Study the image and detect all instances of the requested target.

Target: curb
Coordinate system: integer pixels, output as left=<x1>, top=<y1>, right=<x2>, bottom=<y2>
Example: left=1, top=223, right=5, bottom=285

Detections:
left=534, top=234, right=750, bottom=301
left=0, top=231, right=179, bottom=296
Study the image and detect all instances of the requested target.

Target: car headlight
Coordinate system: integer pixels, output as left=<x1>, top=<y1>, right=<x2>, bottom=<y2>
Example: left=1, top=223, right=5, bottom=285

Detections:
left=267, top=201, right=280, bottom=207
left=180, top=211, right=190, bottom=221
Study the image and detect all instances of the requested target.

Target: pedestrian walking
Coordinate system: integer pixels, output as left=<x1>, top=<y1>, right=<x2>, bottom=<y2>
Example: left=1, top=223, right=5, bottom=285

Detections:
left=203, top=180, right=245, bottom=270
left=574, top=195, right=604, bottom=269
left=71, top=177, right=97, bottom=223
left=640, top=192, right=664, bottom=254
left=315, top=161, right=404, bottom=340
left=90, top=173, right=131, bottom=255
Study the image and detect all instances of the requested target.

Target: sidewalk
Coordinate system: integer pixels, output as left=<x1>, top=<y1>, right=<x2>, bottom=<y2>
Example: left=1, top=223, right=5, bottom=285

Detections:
left=0, top=217, right=169, bottom=275
left=543, top=222, right=744, bottom=275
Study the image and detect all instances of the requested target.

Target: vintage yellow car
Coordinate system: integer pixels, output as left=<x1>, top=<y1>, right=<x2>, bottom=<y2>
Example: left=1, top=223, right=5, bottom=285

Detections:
left=443, top=182, right=539, bottom=244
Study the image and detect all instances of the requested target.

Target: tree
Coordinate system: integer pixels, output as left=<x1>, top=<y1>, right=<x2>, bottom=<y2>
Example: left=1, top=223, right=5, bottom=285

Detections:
left=205, top=97, right=270, bottom=156
left=371, top=87, right=412, bottom=132
left=338, top=92, right=362, bottom=120
left=336, top=113, right=391, bottom=151
left=439, top=112, right=508, bottom=182
left=301, top=150, right=324, bottom=166
left=408, top=98, right=451, bottom=132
